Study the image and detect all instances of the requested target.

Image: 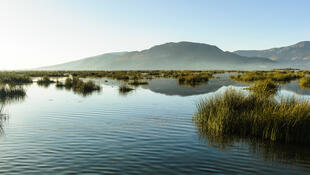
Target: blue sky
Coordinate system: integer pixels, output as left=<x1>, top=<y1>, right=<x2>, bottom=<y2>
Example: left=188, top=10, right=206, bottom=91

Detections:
left=0, top=0, right=309, bottom=69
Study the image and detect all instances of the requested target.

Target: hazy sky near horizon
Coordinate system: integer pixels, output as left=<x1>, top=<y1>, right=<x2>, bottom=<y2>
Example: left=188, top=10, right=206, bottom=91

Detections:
left=0, top=0, right=309, bottom=69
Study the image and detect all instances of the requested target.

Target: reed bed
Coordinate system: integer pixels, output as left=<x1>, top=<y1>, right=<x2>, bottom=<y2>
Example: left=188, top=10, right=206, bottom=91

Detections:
left=178, top=74, right=210, bottom=87
left=37, top=76, right=55, bottom=86
left=0, top=86, right=26, bottom=103
left=0, top=72, right=32, bottom=85
left=59, top=77, right=101, bottom=95
left=194, top=84, right=310, bottom=144
left=230, top=70, right=301, bottom=83
left=119, top=85, right=134, bottom=93
left=300, top=76, right=310, bottom=89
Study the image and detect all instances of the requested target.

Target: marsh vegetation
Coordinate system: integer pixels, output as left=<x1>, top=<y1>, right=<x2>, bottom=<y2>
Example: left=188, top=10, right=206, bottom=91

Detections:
left=128, top=80, right=149, bottom=86
left=230, top=70, right=302, bottom=83
left=0, top=72, right=32, bottom=85
left=300, top=76, right=310, bottom=89
left=56, top=77, right=101, bottom=96
left=37, top=76, right=55, bottom=87
left=118, top=84, right=134, bottom=94
left=194, top=81, right=310, bottom=144
left=0, top=70, right=310, bottom=174
left=0, top=86, right=26, bottom=103
left=0, top=86, right=27, bottom=133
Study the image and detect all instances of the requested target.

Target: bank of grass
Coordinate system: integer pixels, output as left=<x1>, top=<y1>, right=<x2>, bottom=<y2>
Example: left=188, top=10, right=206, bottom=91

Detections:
left=0, top=73, right=32, bottom=85
left=1, top=70, right=309, bottom=88
left=194, top=81, right=310, bottom=144
left=230, top=70, right=301, bottom=83
left=299, top=76, right=310, bottom=89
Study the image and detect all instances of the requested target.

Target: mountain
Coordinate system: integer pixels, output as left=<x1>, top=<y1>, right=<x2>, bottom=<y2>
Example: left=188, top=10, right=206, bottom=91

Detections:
left=39, top=42, right=275, bottom=70
left=39, top=52, right=128, bottom=70
left=234, top=41, right=310, bottom=69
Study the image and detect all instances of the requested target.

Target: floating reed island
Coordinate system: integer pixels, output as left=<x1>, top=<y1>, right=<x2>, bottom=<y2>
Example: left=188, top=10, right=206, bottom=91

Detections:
left=194, top=80, right=310, bottom=144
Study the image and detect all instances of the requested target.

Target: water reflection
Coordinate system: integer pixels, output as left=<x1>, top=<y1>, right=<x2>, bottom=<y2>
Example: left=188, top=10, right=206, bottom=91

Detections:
left=1, top=80, right=310, bottom=174
left=37, top=82, right=53, bottom=88
left=0, top=86, right=26, bottom=134
left=0, top=104, right=8, bottom=134
left=140, top=78, right=246, bottom=96
left=281, top=80, right=310, bottom=95
left=197, top=131, right=310, bottom=165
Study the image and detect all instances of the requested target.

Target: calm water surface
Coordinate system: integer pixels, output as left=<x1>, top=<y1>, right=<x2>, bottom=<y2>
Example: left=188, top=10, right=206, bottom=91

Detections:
left=0, top=78, right=310, bottom=174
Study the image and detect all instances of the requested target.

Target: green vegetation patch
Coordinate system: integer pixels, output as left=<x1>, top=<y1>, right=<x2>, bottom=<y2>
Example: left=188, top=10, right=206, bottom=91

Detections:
left=300, top=77, right=310, bottom=89
left=59, top=77, right=101, bottom=95
left=119, top=85, right=134, bottom=93
left=0, top=72, right=32, bottom=85
left=194, top=84, right=310, bottom=144
left=230, top=70, right=301, bottom=83
left=0, top=86, right=26, bottom=104
left=37, top=76, right=55, bottom=86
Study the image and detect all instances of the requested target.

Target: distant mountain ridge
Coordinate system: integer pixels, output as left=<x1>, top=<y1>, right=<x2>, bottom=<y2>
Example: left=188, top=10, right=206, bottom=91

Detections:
left=39, top=42, right=275, bottom=70
left=234, top=41, right=310, bottom=69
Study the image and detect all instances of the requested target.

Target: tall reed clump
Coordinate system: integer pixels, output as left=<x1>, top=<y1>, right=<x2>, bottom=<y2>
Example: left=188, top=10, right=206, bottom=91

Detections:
left=119, top=84, right=134, bottom=93
left=299, top=76, right=310, bottom=89
left=178, top=74, right=210, bottom=87
left=0, top=74, right=32, bottom=85
left=248, top=80, right=278, bottom=97
left=0, top=86, right=26, bottom=103
left=37, top=76, right=55, bottom=86
left=63, top=77, right=100, bottom=94
left=194, top=82, right=310, bottom=144
left=230, top=70, right=301, bottom=83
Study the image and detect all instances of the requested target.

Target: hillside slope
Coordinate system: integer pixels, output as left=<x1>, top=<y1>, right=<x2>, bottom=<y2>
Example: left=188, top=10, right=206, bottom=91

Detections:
left=235, top=41, right=310, bottom=69
left=40, top=42, right=276, bottom=70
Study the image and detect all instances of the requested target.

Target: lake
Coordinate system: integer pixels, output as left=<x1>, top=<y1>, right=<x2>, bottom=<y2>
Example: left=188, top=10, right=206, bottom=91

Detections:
left=1, top=76, right=310, bottom=174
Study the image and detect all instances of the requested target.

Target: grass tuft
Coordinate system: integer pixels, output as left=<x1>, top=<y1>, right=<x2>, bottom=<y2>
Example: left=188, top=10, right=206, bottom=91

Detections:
left=194, top=87, right=310, bottom=144
left=119, top=85, right=134, bottom=93
left=37, top=76, right=55, bottom=86
left=60, top=77, right=101, bottom=95
left=300, top=76, right=310, bottom=89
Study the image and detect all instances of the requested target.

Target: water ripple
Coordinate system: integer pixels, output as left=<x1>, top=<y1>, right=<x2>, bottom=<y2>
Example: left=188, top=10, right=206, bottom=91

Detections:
left=0, top=84, right=309, bottom=174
